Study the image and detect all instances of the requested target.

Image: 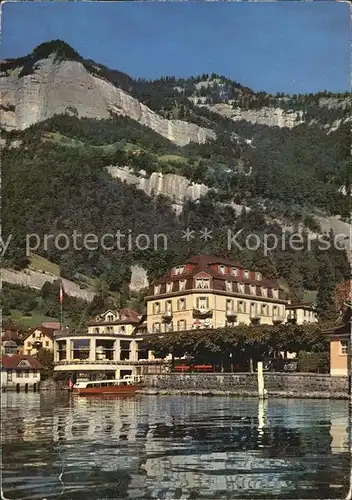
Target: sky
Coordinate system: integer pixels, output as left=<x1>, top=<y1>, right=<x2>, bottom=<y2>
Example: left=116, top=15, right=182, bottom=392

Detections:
left=0, top=1, right=350, bottom=94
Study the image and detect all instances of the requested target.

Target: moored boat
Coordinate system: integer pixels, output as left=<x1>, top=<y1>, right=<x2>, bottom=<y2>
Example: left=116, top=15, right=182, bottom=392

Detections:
left=72, top=376, right=143, bottom=396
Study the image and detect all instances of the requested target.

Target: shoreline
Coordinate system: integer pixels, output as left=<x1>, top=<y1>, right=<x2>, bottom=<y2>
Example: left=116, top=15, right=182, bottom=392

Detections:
left=138, top=388, right=348, bottom=399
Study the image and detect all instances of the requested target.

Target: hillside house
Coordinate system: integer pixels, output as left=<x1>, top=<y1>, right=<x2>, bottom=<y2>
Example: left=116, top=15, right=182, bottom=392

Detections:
left=1, top=354, right=42, bottom=391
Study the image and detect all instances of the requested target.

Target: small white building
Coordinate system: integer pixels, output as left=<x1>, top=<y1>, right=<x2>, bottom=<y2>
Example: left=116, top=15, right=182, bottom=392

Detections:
left=1, top=354, right=42, bottom=391
left=286, top=302, right=318, bottom=325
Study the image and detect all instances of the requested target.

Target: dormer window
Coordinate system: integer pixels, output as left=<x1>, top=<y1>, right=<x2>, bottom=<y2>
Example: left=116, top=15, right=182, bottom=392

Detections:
left=244, top=270, right=249, bottom=279
left=166, top=282, right=173, bottom=293
left=231, top=268, right=238, bottom=276
left=250, top=285, right=256, bottom=295
left=225, top=281, right=232, bottom=292
left=256, top=272, right=262, bottom=281
left=195, top=278, right=210, bottom=289
left=272, top=288, right=278, bottom=299
left=107, top=314, right=114, bottom=322
left=173, top=265, right=185, bottom=275
left=179, top=280, right=186, bottom=291
left=154, top=285, right=161, bottom=295
left=219, top=265, right=226, bottom=274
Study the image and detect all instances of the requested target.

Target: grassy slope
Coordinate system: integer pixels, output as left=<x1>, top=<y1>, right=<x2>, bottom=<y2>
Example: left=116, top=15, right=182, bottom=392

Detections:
left=6, top=309, right=59, bottom=329
left=29, top=253, right=60, bottom=275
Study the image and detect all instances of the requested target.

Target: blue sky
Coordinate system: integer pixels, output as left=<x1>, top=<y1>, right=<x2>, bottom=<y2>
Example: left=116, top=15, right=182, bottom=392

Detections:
left=1, top=1, right=350, bottom=94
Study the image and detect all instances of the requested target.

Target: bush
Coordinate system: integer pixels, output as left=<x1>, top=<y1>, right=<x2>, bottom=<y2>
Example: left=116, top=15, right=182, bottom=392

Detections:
left=298, top=351, right=329, bottom=373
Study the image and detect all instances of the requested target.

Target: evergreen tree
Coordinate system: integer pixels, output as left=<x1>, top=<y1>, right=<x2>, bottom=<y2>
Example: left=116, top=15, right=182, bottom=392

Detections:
left=316, top=256, right=336, bottom=320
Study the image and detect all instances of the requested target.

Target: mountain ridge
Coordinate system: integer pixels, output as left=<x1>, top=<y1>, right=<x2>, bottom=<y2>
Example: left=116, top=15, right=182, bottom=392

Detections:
left=1, top=40, right=350, bottom=139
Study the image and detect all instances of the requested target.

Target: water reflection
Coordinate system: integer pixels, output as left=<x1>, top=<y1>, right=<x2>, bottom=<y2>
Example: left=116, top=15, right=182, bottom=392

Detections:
left=1, top=393, right=350, bottom=499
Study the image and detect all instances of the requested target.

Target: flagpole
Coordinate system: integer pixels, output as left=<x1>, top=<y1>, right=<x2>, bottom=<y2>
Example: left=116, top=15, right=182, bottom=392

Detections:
left=60, top=300, right=63, bottom=329
left=59, top=282, right=64, bottom=329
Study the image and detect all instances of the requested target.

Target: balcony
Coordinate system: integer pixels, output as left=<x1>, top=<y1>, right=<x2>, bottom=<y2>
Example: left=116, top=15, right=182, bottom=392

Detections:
left=250, top=311, right=261, bottom=325
left=53, top=330, right=131, bottom=339
left=272, top=314, right=285, bottom=325
left=226, top=310, right=238, bottom=321
left=162, top=311, right=173, bottom=323
left=287, top=313, right=297, bottom=324
left=193, top=308, right=213, bottom=319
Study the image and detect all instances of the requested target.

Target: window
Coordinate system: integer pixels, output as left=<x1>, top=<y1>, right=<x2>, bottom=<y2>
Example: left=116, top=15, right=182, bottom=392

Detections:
left=166, top=282, right=173, bottom=293
left=107, top=314, right=114, bottom=322
left=225, top=281, right=232, bottom=292
left=237, top=301, right=245, bottom=313
left=165, top=322, right=173, bottom=332
left=120, top=326, right=126, bottom=334
left=7, top=371, right=12, bottom=382
left=250, top=285, right=256, bottom=295
left=95, top=328, right=100, bottom=334
left=238, top=282, right=244, bottom=294
left=165, top=300, right=172, bottom=312
left=154, top=285, right=161, bottom=295
left=45, top=341, right=49, bottom=347
left=219, top=265, right=226, bottom=274
left=178, top=298, right=186, bottom=311
left=256, top=272, right=262, bottom=281
left=195, top=279, right=210, bottom=289
left=153, top=302, right=160, bottom=314
left=244, top=270, right=249, bottom=279
left=226, top=299, right=234, bottom=312
left=261, top=304, right=268, bottom=316
left=272, top=288, right=278, bottom=299
left=120, top=341, right=131, bottom=360
left=250, top=303, right=257, bottom=316
left=179, top=280, right=186, bottom=291
left=340, top=341, right=348, bottom=355
left=106, top=326, right=114, bottom=334
left=173, top=266, right=185, bottom=275
left=177, top=320, right=186, bottom=331
left=262, top=287, right=267, bottom=297
left=304, top=309, right=307, bottom=317
left=153, top=323, right=161, bottom=333
left=196, top=297, right=209, bottom=310
left=231, top=268, right=238, bottom=276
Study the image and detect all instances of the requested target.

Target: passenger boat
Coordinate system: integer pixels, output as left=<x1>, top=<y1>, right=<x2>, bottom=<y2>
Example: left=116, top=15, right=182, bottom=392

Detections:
left=72, top=376, right=143, bottom=396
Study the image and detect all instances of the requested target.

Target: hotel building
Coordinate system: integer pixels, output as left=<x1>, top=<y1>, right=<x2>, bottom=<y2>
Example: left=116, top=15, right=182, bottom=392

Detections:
left=145, top=255, right=288, bottom=333
left=53, top=308, right=153, bottom=382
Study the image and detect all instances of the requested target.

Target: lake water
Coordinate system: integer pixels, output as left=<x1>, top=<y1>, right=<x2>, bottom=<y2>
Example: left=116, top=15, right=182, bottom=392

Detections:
left=1, top=393, right=350, bottom=499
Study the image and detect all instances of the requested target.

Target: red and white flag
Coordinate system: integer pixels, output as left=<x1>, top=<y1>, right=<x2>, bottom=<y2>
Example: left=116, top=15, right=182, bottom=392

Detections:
left=59, top=282, right=64, bottom=304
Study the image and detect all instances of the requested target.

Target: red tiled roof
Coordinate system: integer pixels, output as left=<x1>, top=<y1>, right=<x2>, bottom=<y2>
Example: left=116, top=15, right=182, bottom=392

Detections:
left=147, top=254, right=285, bottom=300
left=186, top=254, right=245, bottom=269
left=87, top=308, right=141, bottom=326
left=41, top=322, right=61, bottom=329
left=0, top=354, right=42, bottom=370
left=287, top=302, right=315, bottom=310
left=23, top=325, right=58, bottom=341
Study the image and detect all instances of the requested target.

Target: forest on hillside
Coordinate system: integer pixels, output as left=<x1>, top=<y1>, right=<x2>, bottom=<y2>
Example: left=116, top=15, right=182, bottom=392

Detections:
left=1, top=41, right=351, bottom=321
left=2, top=115, right=350, bottom=314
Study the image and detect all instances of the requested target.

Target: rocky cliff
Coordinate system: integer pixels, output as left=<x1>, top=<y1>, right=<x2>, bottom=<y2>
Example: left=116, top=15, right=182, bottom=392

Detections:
left=107, top=166, right=209, bottom=213
left=0, top=57, right=215, bottom=146
left=204, top=103, right=304, bottom=128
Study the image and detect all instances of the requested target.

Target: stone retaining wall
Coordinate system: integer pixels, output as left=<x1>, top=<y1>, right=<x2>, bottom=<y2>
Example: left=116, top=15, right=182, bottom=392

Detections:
left=142, top=373, right=348, bottom=399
